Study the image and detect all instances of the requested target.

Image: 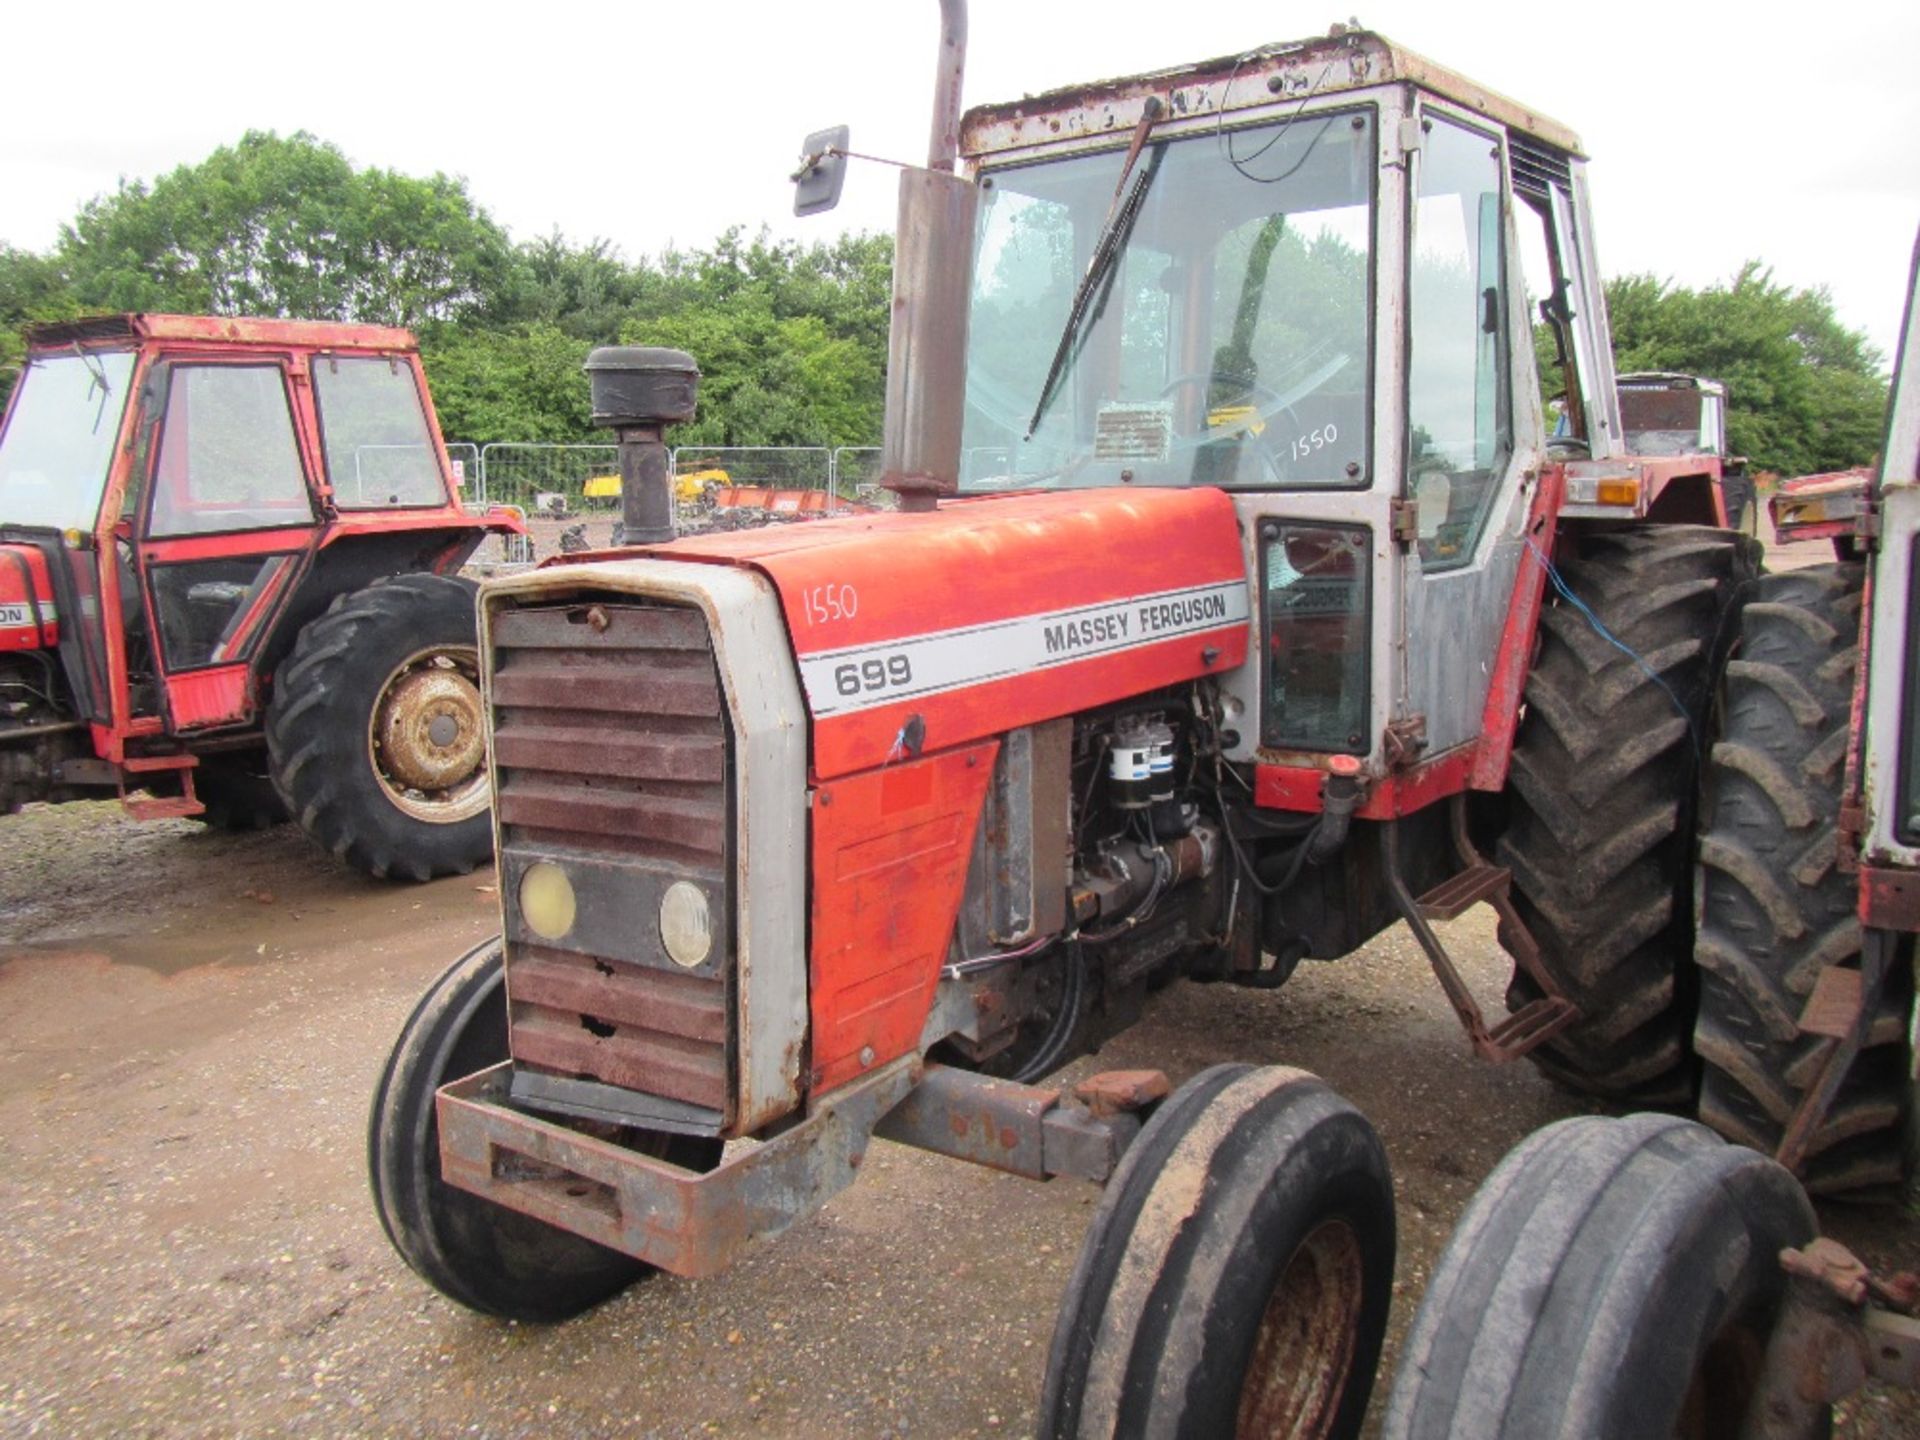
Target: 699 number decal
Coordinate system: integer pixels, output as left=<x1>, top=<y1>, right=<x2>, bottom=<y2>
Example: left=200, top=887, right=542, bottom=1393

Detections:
left=833, top=653, right=913, bottom=697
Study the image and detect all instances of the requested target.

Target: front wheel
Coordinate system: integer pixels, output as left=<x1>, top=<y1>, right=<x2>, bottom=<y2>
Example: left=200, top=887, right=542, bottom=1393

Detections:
left=1039, top=1064, right=1395, bottom=1439
left=267, top=573, right=492, bottom=881
left=1382, top=1113, right=1816, bottom=1440
left=368, top=938, right=721, bottom=1321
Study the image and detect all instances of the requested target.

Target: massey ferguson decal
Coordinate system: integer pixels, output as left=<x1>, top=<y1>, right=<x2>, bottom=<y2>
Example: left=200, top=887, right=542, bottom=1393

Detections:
left=657, top=487, right=1252, bottom=777
left=798, top=580, right=1249, bottom=718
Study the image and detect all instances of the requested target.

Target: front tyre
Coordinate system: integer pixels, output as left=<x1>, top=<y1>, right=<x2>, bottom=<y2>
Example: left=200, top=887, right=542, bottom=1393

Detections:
left=1383, top=1113, right=1816, bottom=1440
left=267, top=574, right=492, bottom=881
left=368, top=938, right=721, bottom=1322
left=1039, top=1064, right=1395, bottom=1439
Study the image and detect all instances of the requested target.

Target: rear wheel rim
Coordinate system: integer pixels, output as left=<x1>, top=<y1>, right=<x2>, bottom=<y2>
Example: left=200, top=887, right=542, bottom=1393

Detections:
left=368, top=645, right=489, bottom=824
left=1234, top=1218, right=1366, bottom=1438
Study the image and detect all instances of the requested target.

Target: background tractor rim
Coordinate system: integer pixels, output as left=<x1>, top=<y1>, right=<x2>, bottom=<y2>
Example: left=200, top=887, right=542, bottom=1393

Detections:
left=1233, top=1217, right=1365, bottom=1439
left=367, top=644, right=490, bottom=824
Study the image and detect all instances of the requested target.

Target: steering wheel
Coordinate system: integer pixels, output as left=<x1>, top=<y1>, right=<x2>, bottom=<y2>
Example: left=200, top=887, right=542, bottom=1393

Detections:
left=1158, top=373, right=1301, bottom=482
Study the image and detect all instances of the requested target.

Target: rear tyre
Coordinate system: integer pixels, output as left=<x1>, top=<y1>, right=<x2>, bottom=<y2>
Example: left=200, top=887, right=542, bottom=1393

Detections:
left=1498, top=525, right=1758, bottom=1103
left=368, top=938, right=721, bottom=1322
left=1039, top=1064, right=1394, bottom=1439
left=1692, top=563, right=1914, bottom=1192
left=1382, top=1113, right=1817, bottom=1440
left=267, top=574, right=492, bottom=881
left=194, top=750, right=289, bottom=831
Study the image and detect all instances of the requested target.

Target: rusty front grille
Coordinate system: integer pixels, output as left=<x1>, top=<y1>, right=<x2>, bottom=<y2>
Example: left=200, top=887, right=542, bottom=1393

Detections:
left=489, top=599, right=733, bottom=1125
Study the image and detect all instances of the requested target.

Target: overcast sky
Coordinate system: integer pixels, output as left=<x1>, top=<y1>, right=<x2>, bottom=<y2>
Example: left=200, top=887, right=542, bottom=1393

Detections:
left=4, top=1, right=1915, bottom=366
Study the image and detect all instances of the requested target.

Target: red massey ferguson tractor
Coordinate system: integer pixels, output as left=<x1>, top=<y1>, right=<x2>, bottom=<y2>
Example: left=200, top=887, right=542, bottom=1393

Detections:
left=0, top=314, right=523, bottom=880
left=365, top=14, right=1849, bottom=1429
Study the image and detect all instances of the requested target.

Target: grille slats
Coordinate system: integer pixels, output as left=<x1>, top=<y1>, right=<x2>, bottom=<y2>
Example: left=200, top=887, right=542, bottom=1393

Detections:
left=510, top=946, right=726, bottom=1044
left=492, top=598, right=734, bottom=1128
left=509, top=1011, right=729, bottom=1111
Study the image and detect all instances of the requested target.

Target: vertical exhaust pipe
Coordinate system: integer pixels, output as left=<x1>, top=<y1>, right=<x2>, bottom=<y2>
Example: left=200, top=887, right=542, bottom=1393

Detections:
left=882, top=0, right=974, bottom=514
left=583, top=347, right=701, bottom=546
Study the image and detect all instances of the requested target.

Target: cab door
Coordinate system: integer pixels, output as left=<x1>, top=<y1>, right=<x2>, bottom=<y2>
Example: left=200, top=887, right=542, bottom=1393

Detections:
left=1396, top=108, right=1542, bottom=759
left=131, top=360, right=319, bottom=730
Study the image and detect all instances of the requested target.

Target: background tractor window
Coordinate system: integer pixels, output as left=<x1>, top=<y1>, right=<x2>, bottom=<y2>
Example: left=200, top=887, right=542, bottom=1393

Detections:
left=0, top=350, right=136, bottom=532
left=315, top=357, right=449, bottom=509
left=148, top=365, right=313, bottom=537
left=1407, top=116, right=1510, bottom=570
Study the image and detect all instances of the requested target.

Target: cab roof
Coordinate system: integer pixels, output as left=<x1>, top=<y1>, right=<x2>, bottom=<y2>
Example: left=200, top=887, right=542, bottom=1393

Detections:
left=24, top=313, right=419, bottom=352
left=960, top=27, right=1584, bottom=162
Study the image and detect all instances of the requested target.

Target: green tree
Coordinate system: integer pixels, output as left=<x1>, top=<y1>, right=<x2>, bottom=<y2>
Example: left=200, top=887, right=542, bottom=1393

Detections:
left=620, top=228, right=890, bottom=448
left=419, top=323, right=596, bottom=446
left=58, top=132, right=519, bottom=329
left=1599, top=264, right=1888, bottom=476
left=0, top=246, right=79, bottom=409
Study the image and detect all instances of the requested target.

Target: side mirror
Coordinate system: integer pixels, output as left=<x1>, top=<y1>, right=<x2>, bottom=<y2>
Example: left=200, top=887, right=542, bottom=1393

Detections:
left=792, top=125, right=851, bottom=217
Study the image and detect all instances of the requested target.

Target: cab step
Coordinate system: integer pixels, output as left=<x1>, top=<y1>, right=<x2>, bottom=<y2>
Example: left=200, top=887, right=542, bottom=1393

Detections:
left=1384, top=801, right=1580, bottom=1063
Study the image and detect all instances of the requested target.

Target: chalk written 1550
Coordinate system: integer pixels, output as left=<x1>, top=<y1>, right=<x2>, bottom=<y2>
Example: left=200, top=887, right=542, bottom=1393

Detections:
left=803, top=583, right=859, bottom=626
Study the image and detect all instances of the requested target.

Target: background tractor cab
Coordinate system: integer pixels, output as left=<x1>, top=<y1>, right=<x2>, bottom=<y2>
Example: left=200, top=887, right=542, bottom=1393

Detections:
left=0, top=314, right=523, bottom=879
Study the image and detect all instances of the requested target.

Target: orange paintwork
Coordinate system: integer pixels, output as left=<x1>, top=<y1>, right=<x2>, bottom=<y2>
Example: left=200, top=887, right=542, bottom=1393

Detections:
left=643, top=487, right=1251, bottom=778
left=807, top=740, right=999, bottom=1094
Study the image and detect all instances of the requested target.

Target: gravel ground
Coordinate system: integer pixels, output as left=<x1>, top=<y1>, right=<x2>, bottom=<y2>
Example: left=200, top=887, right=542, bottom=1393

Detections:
left=0, top=801, right=1913, bottom=1439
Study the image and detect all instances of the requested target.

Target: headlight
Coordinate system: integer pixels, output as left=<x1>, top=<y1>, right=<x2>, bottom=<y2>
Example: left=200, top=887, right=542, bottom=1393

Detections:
left=659, top=881, right=713, bottom=968
left=519, top=862, right=577, bottom=941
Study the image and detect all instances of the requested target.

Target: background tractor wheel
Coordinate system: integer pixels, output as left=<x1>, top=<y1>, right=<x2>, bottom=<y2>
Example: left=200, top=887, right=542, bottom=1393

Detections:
left=193, top=750, right=288, bottom=831
left=1498, top=525, right=1758, bottom=1103
left=267, top=574, right=493, bottom=882
left=1692, top=563, right=1914, bottom=1192
left=1382, top=1113, right=1816, bottom=1440
left=367, top=938, right=721, bottom=1322
left=1039, top=1064, right=1394, bottom=1440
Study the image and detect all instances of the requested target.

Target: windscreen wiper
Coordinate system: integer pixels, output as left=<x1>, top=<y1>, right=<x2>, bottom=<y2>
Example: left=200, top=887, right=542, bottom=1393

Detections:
left=1024, top=97, right=1165, bottom=439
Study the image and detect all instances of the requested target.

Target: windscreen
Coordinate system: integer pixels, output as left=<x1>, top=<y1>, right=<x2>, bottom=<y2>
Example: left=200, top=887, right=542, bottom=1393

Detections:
left=0, top=350, right=137, bottom=531
left=961, top=107, right=1374, bottom=492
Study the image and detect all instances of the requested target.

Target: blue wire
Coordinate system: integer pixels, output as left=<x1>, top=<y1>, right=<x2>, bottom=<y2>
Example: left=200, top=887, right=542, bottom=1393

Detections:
left=1524, top=536, right=1701, bottom=760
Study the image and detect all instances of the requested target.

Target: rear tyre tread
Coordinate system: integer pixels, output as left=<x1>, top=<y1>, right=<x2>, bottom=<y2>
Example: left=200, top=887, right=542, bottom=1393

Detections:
left=266, top=573, right=489, bottom=883
left=1497, top=524, right=1759, bottom=1103
left=1692, top=562, right=1914, bottom=1192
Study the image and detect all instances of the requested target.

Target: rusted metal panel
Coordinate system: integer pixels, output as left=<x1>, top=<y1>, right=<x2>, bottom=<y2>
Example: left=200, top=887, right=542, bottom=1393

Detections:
left=881, top=168, right=977, bottom=506
left=510, top=1010, right=728, bottom=1111
left=496, top=784, right=726, bottom=856
left=27, top=312, right=421, bottom=352
left=437, top=1058, right=919, bottom=1279
left=872, top=1064, right=1155, bottom=1183
left=958, top=29, right=1583, bottom=164
left=1859, top=863, right=1920, bottom=932
left=508, top=948, right=726, bottom=1043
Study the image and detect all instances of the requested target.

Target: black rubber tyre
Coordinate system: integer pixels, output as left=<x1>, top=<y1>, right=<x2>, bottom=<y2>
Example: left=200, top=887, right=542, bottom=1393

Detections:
left=1498, top=525, right=1759, bottom=1103
left=1692, top=563, right=1914, bottom=1192
left=194, top=750, right=289, bottom=831
left=1383, top=1113, right=1817, bottom=1440
left=368, top=938, right=722, bottom=1322
left=1039, top=1064, right=1395, bottom=1440
left=267, top=573, right=491, bottom=881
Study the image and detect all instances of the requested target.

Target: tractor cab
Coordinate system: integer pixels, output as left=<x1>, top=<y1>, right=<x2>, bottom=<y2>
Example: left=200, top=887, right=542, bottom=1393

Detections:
left=0, top=315, right=520, bottom=877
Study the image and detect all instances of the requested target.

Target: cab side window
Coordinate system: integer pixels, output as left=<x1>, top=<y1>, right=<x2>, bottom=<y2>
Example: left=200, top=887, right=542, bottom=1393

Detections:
left=148, top=366, right=313, bottom=536
left=1407, top=116, right=1511, bottom=570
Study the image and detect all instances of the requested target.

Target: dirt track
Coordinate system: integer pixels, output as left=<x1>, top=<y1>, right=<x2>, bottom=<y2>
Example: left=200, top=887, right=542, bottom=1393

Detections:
left=0, top=801, right=1913, bottom=1439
